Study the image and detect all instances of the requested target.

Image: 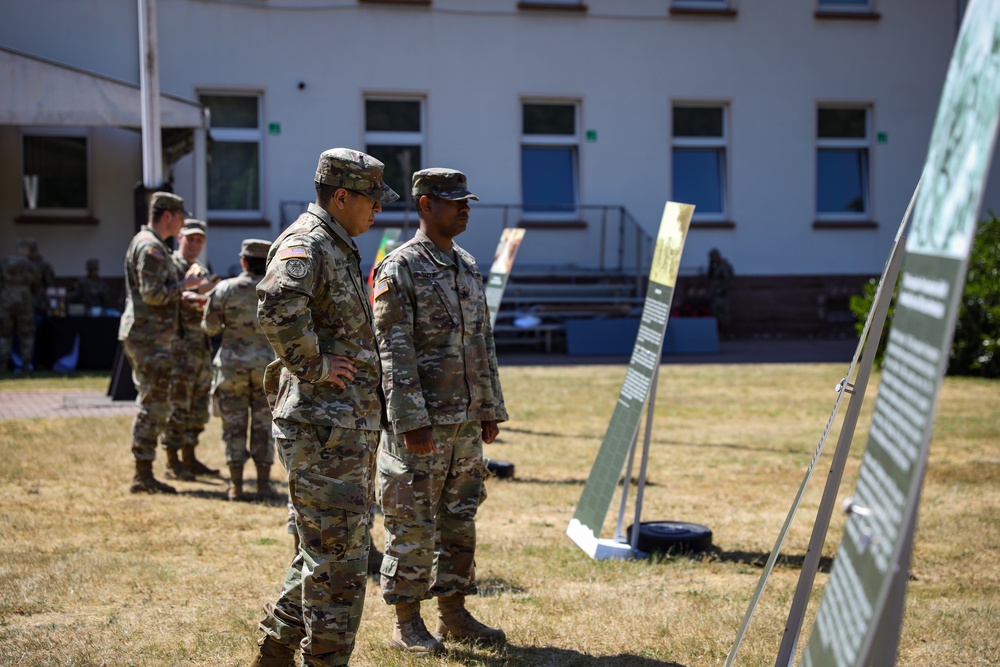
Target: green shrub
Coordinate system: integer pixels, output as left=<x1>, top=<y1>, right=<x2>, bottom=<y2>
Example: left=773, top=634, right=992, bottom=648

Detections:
left=849, top=212, right=1000, bottom=378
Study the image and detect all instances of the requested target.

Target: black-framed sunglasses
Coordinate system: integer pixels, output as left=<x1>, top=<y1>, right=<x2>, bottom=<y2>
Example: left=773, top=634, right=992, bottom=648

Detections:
left=346, top=189, right=378, bottom=210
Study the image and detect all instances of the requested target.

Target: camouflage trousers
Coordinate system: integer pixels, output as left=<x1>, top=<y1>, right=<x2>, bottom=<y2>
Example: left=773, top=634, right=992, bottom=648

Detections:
left=260, top=419, right=377, bottom=667
left=162, top=339, right=212, bottom=451
left=0, top=293, right=35, bottom=371
left=378, top=421, right=486, bottom=605
left=213, top=366, right=273, bottom=466
left=122, top=339, right=173, bottom=461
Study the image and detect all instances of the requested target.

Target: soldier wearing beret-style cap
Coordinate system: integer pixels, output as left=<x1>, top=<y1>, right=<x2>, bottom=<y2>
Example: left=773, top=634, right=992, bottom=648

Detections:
left=251, top=149, right=396, bottom=667
left=119, top=191, right=213, bottom=495
left=202, top=237, right=275, bottom=503
left=371, top=167, right=508, bottom=654
left=161, top=216, right=219, bottom=482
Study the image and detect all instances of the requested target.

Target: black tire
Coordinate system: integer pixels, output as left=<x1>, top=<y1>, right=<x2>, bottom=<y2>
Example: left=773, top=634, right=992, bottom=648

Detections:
left=626, top=521, right=713, bottom=554
left=486, top=459, right=515, bottom=479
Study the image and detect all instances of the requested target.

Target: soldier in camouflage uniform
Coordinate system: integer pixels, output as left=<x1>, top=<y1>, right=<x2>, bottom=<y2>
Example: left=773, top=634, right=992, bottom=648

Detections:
left=372, top=168, right=508, bottom=654
left=24, top=238, right=55, bottom=318
left=0, top=239, right=41, bottom=373
left=119, top=192, right=213, bottom=494
left=162, top=219, right=219, bottom=481
left=69, top=259, right=112, bottom=312
left=708, top=248, right=734, bottom=340
left=202, top=239, right=274, bottom=501
left=250, top=148, right=397, bottom=667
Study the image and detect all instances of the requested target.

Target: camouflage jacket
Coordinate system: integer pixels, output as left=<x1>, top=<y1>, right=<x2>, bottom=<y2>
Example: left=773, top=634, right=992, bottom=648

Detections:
left=203, top=271, right=273, bottom=371
left=118, top=226, right=182, bottom=345
left=257, top=203, right=384, bottom=430
left=372, top=229, right=507, bottom=434
left=28, top=256, right=55, bottom=313
left=70, top=276, right=112, bottom=310
left=0, top=255, right=40, bottom=308
left=171, top=251, right=211, bottom=351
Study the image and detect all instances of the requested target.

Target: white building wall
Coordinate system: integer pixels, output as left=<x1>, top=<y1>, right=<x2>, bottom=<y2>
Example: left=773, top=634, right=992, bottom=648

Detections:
left=4, top=0, right=994, bottom=280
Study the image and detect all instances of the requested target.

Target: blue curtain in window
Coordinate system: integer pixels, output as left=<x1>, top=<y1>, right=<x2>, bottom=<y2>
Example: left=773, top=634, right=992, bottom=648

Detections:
left=672, top=148, right=724, bottom=214
left=817, top=149, right=868, bottom=214
left=521, top=146, right=576, bottom=213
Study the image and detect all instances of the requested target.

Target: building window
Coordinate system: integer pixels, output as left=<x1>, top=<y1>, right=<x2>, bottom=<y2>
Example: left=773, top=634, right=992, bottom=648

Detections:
left=817, top=107, right=870, bottom=218
left=671, top=0, right=734, bottom=11
left=518, top=1, right=587, bottom=11
left=521, top=102, right=579, bottom=215
left=201, top=94, right=262, bottom=218
left=365, top=98, right=423, bottom=210
left=21, top=131, right=89, bottom=214
left=672, top=105, right=727, bottom=219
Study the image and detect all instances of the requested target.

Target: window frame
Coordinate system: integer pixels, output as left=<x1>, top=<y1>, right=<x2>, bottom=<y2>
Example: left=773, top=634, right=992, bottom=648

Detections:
left=671, top=103, right=729, bottom=223
left=363, top=94, right=426, bottom=218
left=520, top=99, right=581, bottom=221
left=815, top=104, right=872, bottom=222
left=200, top=92, right=264, bottom=221
left=19, top=127, right=92, bottom=218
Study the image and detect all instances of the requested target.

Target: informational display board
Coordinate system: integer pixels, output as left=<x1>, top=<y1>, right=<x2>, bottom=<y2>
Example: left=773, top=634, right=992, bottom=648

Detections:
left=802, top=3, right=1000, bottom=666
left=484, top=227, right=526, bottom=327
left=567, top=202, right=694, bottom=560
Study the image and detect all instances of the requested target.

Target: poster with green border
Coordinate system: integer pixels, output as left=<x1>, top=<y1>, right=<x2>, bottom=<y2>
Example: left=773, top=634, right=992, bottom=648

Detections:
left=567, top=201, right=694, bottom=560
left=802, top=2, right=1000, bottom=665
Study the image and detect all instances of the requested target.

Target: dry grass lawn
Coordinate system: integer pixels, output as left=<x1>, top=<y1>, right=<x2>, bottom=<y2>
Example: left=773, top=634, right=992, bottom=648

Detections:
left=1, top=362, right=997, bottom=666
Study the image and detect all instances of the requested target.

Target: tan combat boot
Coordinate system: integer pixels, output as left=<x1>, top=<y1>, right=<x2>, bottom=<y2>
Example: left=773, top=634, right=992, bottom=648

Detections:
left=248, top=635, right=295, bottom=667
left=436, top=594, right=506, bottom=645
left=183, top=445, right=220, bottom=477
left=227, top=465, right=245, bottom=501
left=164, top=447, right=196, bottom=481
left=129, top=460, right=177, bottom=494
left=255, top=463, right=276, bottom=498
left=390, top=602, right=445, bottom=654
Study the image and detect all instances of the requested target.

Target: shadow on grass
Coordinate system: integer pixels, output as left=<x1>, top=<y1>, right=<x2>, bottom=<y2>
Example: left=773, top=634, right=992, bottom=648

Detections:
left=177, top=489, right=290, bottom=507
left=643, top=547, right=833, bottom=573
left=449, top=644, right=687, bottom=666
left=500, top=427, right=796, bottom=456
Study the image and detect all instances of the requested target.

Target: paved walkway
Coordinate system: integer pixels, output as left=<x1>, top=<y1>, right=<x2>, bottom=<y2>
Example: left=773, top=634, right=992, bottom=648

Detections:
left=0, top=391, right=138, bottom=420
left=0, top=339, right=858, bottom=421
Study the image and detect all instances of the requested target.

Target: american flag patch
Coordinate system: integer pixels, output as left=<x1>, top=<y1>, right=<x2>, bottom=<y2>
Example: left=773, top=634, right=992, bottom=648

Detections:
left=372, top=279, right=390, bottom=300
left=147, top=246, right=164, bottom=260
left=277, top=247, right=308, bottom=260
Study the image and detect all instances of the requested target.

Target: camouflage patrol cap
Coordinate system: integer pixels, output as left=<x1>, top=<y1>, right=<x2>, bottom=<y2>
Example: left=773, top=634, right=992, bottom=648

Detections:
left=149, top=191, right=189, bottom=215
left=314, top=148, right=399, bottom=205
left=17, top=237, right=33, bottom=249
left=412, top=168, right=479, bottom=201
left=240, top=238, right=271, bottom=259
left=180, top=218, right=208, bottom=236
left=86, top=258, right=100, bottom=271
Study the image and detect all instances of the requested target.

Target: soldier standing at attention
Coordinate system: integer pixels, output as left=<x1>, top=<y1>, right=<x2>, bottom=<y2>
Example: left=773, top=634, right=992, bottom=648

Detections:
left=119, top=192, right=212, bottom=494
left=162, top=219, right=219, bottom=481
left=202, top=239, right=274, bottom=501
left=372, top=168, right=508, bottom=654
left=0, top=239, right=41, bottom=373
left=250, top=148, right=397, bottom=667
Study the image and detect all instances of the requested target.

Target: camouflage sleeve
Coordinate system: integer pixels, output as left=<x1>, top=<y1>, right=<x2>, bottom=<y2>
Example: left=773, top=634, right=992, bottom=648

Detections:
left=256, top=239, right=325, bottom=382
left=482, top=291, right=509, bottom=422
left=202, top=282, right=226, bottom=337
left=135, top=241, right=181, bottom=306
left=372, top=259, right=430, bottom=433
